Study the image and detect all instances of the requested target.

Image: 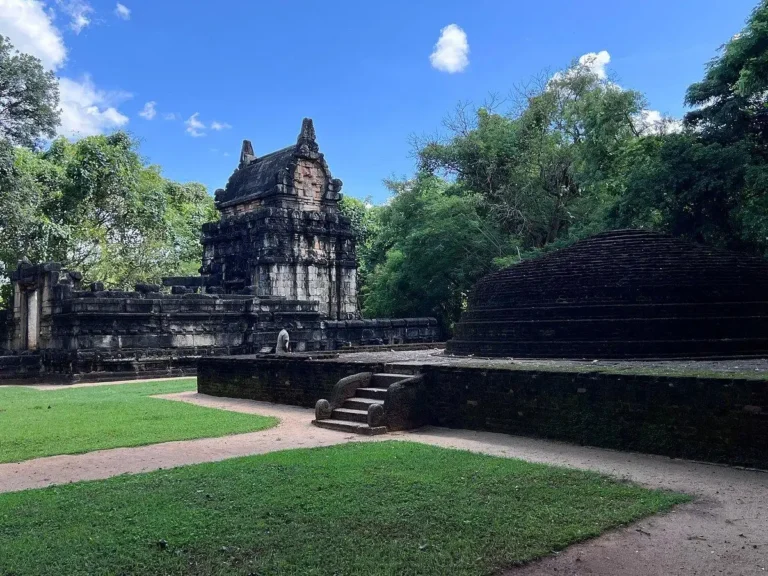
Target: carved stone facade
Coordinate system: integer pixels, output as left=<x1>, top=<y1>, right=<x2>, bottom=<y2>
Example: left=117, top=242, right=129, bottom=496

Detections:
left=201, top=119, right=357, bottom=319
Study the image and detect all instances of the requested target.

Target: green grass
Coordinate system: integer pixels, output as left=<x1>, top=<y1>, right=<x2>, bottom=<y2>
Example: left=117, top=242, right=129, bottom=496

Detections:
left=0, top=379, right=277, bottom=463
left=0, top=441, right=689, bottom=576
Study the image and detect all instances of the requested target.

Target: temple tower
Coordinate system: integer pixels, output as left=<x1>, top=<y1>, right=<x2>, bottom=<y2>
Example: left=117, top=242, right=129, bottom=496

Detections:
left=200, top=119, right=358, bottom=319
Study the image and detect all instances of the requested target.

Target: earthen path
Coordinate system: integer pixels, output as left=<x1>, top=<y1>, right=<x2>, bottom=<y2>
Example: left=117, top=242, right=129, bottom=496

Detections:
left=1, top=389, right=766, bottom=575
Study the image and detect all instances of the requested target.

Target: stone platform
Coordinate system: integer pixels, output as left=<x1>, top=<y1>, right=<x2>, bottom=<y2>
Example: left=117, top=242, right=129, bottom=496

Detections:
left=198, top=347, right=768, bottom=468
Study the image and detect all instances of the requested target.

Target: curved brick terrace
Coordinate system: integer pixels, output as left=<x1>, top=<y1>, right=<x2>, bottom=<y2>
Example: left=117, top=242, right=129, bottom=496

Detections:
left=0, top=385, right=766, bottom=575
left=320, top=347, right=768, bottom=378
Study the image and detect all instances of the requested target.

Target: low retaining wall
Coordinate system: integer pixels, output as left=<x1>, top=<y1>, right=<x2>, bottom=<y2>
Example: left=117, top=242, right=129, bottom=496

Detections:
left=198, top=355, right=419, bottom=408
left=0, top=354, right=43, bottom=383
left=425, top=365, right=768, bottom=468
left=198, top=355, right=768, bottom=469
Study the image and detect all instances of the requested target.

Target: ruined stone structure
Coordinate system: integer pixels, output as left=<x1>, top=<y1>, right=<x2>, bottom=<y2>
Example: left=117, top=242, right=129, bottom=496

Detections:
left=200, top=118, right=356, bottom=319
left=448, top=229, right=768, bottom=359
left=0, top=119, right=438, bottom=381
left=199, top=350, right=768, bottom=468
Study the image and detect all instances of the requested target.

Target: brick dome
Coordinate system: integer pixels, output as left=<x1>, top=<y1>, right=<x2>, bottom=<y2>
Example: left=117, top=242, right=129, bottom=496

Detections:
left=447, top=229, right=768, bottom=359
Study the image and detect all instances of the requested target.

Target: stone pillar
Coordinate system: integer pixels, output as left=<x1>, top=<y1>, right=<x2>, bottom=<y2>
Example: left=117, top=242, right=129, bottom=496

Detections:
left=25, top=289, right=39, bottom=350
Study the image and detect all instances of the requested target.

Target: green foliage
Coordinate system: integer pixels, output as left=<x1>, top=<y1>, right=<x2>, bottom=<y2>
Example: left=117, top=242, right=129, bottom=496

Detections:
left=685, top=1, right=768, bottom=146
left=361, top=60, right=652, bottom=329
left=0, top=441, right=688, bottom=575
left=339, top=194, right=381, bottom=291
left=361, top=174, right=509, bottom=331
left=0, top=35, right=60, bottom=148
left=0, top=379, right=276, bottom=463
left=418, top=63, right=647, bottom=249
left=608, top=134, right=754, bottom=248
left=0, top=132, right=217, bottom=290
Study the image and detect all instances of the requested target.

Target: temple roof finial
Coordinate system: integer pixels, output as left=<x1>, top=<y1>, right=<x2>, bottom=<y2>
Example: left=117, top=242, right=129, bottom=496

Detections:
left=296, top=118, right=319, bottom=153
left=239, top=140, right=256, bottom=168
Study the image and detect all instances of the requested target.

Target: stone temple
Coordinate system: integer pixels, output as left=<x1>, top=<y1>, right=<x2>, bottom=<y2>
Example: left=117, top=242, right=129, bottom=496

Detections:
left=201, top=118, right=356, bottom=319
left=448, top=229, right=768, bottom=359
left=0, top=119, right=437, bottom=381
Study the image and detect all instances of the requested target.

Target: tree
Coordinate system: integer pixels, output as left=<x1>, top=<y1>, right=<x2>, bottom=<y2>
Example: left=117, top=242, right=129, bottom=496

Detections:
left=361, top=175, right=509, bottom=331
left=614, top=0, right=768, bottom=255
left=0, top=36, right=60, bottom=148
left=685, top=1, right=768, bottom=148
left=417, top=60, right=650, bottom=251
left=0, top=132, right=217, bottom=292
left=607, top=134, right=750, bottom=248
left=339, top=194, right=381, bottom=295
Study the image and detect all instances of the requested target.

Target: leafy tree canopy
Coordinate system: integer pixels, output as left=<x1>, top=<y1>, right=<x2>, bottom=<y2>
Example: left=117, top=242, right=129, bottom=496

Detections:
left=0, top=36, right=60, bottom=149
left=685, top=1, right=768, bottom=147
left=0, top=132, right=216, bottom=295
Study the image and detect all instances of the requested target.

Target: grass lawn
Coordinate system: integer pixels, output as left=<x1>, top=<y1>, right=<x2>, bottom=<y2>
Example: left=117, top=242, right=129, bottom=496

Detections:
left=0, top=379, right=277, bottom=463
left=0, top=441, right=689, bottom=576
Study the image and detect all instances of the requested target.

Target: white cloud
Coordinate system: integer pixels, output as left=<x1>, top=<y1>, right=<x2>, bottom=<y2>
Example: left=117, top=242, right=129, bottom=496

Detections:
left=210, top=121, right=231, bottom=131
left=185, top=112, right=205, bottom=137
left=58, top=75, right=130, bottom=138
left=56, top=0, right=93, bottom=34
left=551, top=50, right=613, bottom=86
left=636, top=109, right=683, bottom=135
left=163, top=112, right=177, bottom=121
left=1, top=0, right=132, bottom=140
left=138, top=101, right=156, bottom=120
left=429, top=24, right=469, bottom=73
left=114, top=2, right=130, bottom=20
left=577, top=50, right=611, bottom=79
left=0, top=0, right=67, bottom=69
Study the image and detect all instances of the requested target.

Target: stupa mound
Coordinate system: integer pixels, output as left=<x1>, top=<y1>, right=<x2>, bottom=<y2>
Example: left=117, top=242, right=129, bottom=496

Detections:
left=447, top=229, right=768, bottom=359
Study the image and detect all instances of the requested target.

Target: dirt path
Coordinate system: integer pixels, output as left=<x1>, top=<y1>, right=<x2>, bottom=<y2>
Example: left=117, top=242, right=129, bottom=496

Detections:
left=0, top=395, right=373, bottom=492
left=1, top=391, right=766, bottom=575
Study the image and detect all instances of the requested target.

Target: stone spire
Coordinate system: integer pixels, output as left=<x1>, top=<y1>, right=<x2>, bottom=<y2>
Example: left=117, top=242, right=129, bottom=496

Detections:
left=296, top=118, right=319, bottom=154
left=239, top=140, right=256, bottom=168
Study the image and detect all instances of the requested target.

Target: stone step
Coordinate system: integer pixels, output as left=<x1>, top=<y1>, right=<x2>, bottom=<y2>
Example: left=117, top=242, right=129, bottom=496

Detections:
left=371, top=373, right=408, bottom=387
left=331, top=407, right=368, bottom=423
left=312, top=419, right=388, bottom=435
left=344, top=397, right=383, bottom=411
left=355, top=387, right=388, bottom=400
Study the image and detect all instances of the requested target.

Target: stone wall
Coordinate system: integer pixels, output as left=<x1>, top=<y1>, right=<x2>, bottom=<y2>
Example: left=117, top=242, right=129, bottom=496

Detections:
left=0, top=310, right=10, bottom=353
left=198, top=355, right=418, bottom=407
left=0, top=354, right=43, bottom=382
left=0, top=262, right=438, bottom=381
left=200, top=207, right=357, bottom=319
left=423, top=365, right=768, bottom=468
left=198, top=355, right=768, bottom=468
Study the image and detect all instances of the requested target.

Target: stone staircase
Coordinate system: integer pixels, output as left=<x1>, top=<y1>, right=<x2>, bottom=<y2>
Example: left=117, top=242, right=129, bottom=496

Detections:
left=312, top=373, right=409, bottom=435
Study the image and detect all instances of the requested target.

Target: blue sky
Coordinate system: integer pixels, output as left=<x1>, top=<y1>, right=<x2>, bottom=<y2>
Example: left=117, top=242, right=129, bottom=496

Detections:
left=0, top=0, right=759, bottom=203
